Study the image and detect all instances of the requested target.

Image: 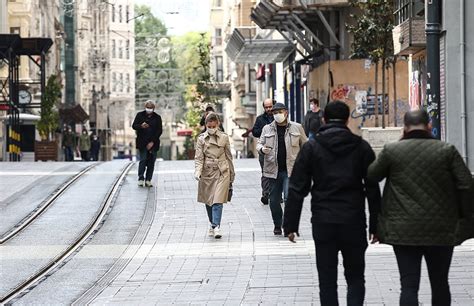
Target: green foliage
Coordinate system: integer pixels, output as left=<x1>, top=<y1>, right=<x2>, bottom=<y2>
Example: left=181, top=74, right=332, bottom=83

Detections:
left=37, top=75, right=61, bottom=140
left=347, top=0, right=395, bottom=63
left=135, top=5, right=167, bottom=37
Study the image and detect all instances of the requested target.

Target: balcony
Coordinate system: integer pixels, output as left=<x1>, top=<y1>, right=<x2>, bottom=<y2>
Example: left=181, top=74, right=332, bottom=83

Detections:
left=274, top=0, right=349, bottom=7
left=392, top=0, right=426, bottom=55
left=392, top=17, right=425, bottom=55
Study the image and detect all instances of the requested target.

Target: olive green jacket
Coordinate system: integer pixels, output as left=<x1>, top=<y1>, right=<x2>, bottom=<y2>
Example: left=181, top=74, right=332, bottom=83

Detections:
left=368, top=130, right=473, bottom=246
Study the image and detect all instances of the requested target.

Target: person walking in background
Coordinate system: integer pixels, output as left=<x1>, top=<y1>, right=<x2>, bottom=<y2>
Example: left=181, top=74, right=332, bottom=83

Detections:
left=284, top=101, right=381, bottom=306
left=90, top=134, right=101, bottom=161
left=62, top=126, right=76, bottom=162
left=194, top=113, right=235, bottom=239
left=132, top=100, right=163, bottom=187
left=368, top=109, right=472, bottom=306
left=257, top=102, right=307, bottom=235
left=78, top=129, right=91, bottom=161
left=252, top=98, right=275, bottom=205
left=303, top=98, right=323, bottom=139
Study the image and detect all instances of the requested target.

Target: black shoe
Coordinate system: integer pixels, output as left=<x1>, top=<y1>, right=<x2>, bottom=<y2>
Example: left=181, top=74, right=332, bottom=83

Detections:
left=260, top=196, right=269, bottom=205
left=273, top=226, right=282, bottom=235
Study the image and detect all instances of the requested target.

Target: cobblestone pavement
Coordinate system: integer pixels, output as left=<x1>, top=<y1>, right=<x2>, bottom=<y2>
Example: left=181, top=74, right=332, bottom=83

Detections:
left=89, top=159, right=473, bottom=305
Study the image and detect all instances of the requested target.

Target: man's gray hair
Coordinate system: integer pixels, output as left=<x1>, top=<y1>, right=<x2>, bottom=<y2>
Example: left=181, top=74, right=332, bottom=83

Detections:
left=205, top=112, right=220, bottom=124
left=145, top=100, right=155, bottom=108
left=404, top=109, right=430, bottom=127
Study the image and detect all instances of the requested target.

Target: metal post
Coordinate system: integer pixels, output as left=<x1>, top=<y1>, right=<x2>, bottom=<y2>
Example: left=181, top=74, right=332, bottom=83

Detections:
left=426, top=0, right=441, bottom=139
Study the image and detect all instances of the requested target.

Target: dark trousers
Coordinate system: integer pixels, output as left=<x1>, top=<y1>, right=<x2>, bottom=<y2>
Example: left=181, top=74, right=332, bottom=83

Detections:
left=64, top=146, right=74, bottom=161
left=268, top=170, right=288, bottom=227
left=393, top=245, right=454, bottom=306
left=80, top=150, right=89, bottom=161
left=138, top=149, right=157, bottom=181
left=313, top=223, right=368, bottom=306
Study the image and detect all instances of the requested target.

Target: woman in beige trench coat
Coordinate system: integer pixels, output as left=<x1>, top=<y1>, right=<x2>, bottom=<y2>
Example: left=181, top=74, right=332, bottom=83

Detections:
left=194, top=113, right=235, bottom=239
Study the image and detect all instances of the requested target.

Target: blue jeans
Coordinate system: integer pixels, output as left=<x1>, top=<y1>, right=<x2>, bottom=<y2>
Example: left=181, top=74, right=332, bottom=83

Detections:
left=64, top=146, right=74, bottom=161
left=206, top=204, right=223, bottom=228
left=269, top=170, right=289, bottom=227
left=138, top=149, right=157, bottom=181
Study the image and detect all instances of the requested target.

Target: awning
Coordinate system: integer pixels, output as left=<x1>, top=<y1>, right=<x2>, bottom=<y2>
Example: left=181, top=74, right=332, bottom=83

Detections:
left=251, top=0, right=344, bottom=56
left=225, top=28, right=294, bottom=64
left=59, top=104, right=89, bottom=123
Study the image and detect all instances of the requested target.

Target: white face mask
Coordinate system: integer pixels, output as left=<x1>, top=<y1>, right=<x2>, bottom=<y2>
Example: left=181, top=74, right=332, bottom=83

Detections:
left=145, top=108, right=154, bottom=114
left=274, top=113, right=286, bottom=124
left=207, top=128, right=217, bottom=135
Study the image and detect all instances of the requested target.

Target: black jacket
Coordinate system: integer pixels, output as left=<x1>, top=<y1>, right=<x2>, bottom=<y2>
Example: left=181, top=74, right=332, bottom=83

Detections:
left=252, top=112, right=273, bottom=138
left=132, top=111, right=163, bottom=150
left=303, top=110, right=323, bottom=136
left=283, top=123, right=381, bottom=235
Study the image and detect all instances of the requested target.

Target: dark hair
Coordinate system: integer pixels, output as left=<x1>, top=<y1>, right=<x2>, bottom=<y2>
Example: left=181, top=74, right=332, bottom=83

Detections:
left=205, top=112, right=220, bottom=124
left=205, top=106, right=215, bottom=112
left=404, top=109, right=430, bottom=126
left=309, top=98, right=319, bottom=106
left=324, top=100, right=350, bottom=122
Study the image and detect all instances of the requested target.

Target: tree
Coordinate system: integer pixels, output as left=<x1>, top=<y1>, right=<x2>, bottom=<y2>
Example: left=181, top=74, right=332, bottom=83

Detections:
left=37, top=75, right=61, bottom=140
left=348, top=0, right=395, bottom=128
left=173, top=33, right=218, bottom=138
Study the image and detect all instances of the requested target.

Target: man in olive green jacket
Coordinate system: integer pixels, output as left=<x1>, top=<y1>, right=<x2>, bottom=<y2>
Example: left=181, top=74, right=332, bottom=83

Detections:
left=368, top=109, right=472, bottom=306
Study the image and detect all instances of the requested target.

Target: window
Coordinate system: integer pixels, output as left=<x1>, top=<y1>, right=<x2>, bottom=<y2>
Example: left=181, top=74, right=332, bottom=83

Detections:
left=119, top=73, right=123, bottom=92
left=111, top=39, right=116, bottom=58
left=126, top=40, right=130, bottom=59
left=394, top=0, right=424, bottom=25
left=126, top=6, right=130, bottom=23
left=126, top=73, right=130, bottom=93
left=10, top=27, right=20, bottom=34
left=118, top=40, right=123, bottom=59
left=112, top=72, right=117, bottom=92
left=214, top=28, right=222, bottom=45
left=249, top=68, right=256, bottom=93
left=213, top=0, right=222, bottom=7
left=215, top=56, right=223, bottom=82
left=112, top=5, right=115, bottom=22
left=119, top=5, right=122, bottom=23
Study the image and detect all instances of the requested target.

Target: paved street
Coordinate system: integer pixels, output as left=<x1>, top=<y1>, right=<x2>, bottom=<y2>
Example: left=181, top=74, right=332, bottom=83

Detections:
left=3, top=159, right=474, bottom=305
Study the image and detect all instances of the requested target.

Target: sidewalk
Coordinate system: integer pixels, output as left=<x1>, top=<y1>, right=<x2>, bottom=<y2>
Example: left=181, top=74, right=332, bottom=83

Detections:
left=91, top=159, right=474, bottom=305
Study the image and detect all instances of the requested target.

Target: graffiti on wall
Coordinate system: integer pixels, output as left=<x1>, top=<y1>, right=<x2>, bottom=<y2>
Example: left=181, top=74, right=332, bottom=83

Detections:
left=331, top=84, right=353, bottom=101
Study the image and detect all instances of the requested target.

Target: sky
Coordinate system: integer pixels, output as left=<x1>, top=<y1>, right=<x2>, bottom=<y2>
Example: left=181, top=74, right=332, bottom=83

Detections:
left=134, top=0, right=210, bottom=36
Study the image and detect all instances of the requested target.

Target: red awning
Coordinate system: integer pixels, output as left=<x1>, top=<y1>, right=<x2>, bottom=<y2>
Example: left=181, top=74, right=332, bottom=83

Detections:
left=177, top=129, right=193, bottom=136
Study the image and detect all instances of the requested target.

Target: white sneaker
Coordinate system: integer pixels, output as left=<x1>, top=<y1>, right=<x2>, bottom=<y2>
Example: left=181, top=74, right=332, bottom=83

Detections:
left=138, top=180, right=144, bottom=187
left=145, top=181, right=153, bottom=187
left=214, top=226, right=222, bottom=239
left=208, top=227, right=214, bottom=236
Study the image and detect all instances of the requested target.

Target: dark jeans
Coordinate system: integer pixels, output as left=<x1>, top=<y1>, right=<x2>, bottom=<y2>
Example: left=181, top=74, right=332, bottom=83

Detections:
left=138, top=149, right=157, bottom=181
left=393, top=245, right=454, bottom=306
left=80, top=150, right=89, bottom=161
left=205, top=204, right=223, bottom=228
left=64, top=146, right=74, bottom=161
left=269, top=170, right=288, bottom=227
left=90, top=150, right=99, bottom=161
left=313, top=223, right=368, bottom=306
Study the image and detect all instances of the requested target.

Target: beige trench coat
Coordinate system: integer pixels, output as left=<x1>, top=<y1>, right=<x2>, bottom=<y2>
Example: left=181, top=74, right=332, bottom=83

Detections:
left=194, top=130, right=235, bottom=205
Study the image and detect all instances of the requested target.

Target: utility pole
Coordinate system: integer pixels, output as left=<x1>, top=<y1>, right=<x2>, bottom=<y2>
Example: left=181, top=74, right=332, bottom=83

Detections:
left=425, top=0, right=441, bottom=139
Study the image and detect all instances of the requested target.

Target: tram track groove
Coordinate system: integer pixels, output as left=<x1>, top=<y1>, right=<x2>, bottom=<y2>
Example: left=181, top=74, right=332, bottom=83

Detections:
left=0, top=162, right=133, bottom=305
left=0, top=164, right=97, bottom=245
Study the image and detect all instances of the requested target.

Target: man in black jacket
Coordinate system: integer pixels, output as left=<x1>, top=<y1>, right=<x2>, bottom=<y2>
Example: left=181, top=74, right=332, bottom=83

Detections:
left=303, top=98, right=323, bottom=139
left=252, top=98, right=274, bottom=204
left=132, top=100, right=163, bottom=187
left=283, top=101, right=381, bottom=306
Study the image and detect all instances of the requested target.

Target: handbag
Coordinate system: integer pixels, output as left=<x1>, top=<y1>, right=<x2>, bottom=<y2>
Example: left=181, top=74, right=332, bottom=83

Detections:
left=227, top=184, right=233, bottom=202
